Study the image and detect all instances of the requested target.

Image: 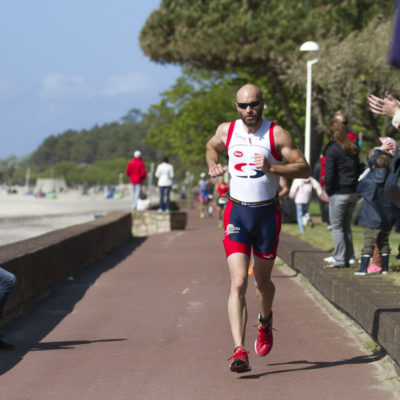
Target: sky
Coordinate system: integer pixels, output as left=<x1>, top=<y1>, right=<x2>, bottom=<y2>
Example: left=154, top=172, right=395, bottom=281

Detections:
left=0, top=1, right=181, bottom=159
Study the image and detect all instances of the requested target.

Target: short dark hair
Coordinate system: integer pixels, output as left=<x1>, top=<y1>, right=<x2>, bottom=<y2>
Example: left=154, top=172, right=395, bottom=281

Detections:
left=163, top=156, right=169, bottom=163
left=373, top=153, right=391, bottom=170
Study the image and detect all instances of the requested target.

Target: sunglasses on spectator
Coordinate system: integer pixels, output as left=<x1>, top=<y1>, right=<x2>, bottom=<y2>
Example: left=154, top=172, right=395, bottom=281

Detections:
left=236, top=101, right=261, bottom=109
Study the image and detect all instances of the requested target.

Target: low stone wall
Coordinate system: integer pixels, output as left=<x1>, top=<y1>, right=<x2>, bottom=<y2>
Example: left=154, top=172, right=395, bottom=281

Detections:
left=132, top=210, right=187, bottom=236
left=0, top=211, right=132, bottom=325
left=277, top=231, right=400, bottom=371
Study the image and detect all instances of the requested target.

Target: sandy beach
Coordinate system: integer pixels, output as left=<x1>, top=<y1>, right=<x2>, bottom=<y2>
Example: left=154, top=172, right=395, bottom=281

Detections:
left=0, top=191, right=132, bottom=246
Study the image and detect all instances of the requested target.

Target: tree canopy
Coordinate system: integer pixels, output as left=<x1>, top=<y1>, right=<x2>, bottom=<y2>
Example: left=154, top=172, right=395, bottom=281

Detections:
left=30, top=110, right=156, bottom=169
left=140, top=1, right=397, bottom=165
left=140, top=0, right=393, bottom=70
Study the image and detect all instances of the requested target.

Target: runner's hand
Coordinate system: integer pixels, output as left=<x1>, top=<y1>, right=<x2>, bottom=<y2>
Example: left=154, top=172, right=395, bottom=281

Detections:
left=208, top=164, right=227, bottom=178
left=254, top=153, right=271, bottom=173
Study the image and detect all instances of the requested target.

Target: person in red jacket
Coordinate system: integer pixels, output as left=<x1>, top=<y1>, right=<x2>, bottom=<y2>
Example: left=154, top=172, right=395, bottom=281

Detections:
left=125, top=150, right=147, bottom=210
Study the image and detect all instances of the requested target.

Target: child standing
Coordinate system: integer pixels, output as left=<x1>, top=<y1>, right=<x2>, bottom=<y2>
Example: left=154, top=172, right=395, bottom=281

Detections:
left=355, top=154, right=395, bottom=275
left=289, top=177, right=326, bottom=234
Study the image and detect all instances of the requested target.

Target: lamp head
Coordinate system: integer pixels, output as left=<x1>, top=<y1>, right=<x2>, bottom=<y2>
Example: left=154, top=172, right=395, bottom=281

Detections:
left=300, top=41, right=320, bottom=52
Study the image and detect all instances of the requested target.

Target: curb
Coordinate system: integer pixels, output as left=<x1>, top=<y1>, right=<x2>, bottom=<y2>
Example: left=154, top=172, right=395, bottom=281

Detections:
left=277, top=231, right=400, bottom=371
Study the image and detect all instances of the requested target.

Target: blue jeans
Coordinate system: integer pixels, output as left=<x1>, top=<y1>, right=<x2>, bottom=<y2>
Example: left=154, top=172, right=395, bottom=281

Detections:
left=0, top=268, right=17, bottom=318
left=295, top=203, right=310, bottom=233
left=130, top=184, right=141, bottom=210
left=159, top=186, right=171, bottom=211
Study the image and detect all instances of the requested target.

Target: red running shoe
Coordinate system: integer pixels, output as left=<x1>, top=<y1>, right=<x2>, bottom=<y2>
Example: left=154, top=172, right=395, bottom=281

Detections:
left=254, top=313, right=273, bottom=356
left=228, top=346, right=250, bottom=372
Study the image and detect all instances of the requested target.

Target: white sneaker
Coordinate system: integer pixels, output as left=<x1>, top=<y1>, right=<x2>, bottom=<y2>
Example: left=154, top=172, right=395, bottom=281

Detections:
left=323, top=256, right=335, bottom=263
left=349, top=258, right=356, bottom=265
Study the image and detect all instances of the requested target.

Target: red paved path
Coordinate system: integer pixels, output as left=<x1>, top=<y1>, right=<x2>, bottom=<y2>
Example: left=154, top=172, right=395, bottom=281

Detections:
left=0, top=209, right=399, bottom=399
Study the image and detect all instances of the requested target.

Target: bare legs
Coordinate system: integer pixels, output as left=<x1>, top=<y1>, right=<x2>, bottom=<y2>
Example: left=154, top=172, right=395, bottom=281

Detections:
left=227, top=253, right=275, bottom=348
left=253, top=257, right=275, bottom=320
left=227, top=253, right=249, bottom=348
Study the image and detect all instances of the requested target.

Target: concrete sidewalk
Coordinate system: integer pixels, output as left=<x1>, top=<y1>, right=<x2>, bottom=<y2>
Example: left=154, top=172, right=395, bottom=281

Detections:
left=0, top=210, right=399, bottom=399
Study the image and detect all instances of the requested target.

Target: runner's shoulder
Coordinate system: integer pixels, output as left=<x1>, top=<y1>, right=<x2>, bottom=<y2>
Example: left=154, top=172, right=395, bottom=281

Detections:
left=213, top=121, right=232, bottom=145
left=217, top=121, right=232, bottom=136
left=271, top=123, right=293, bottom=145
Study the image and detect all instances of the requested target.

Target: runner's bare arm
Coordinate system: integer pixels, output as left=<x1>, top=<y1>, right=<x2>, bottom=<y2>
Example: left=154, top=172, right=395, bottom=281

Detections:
left=206, top=123, right=229, bottom=177
left=254, top=125, right=310, bottom=178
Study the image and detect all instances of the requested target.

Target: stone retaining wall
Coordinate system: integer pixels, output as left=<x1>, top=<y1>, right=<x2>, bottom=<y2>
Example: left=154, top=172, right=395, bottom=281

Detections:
left=132, top=211, right=187, bottom=236
left=0, top=211, right=132, bottom=325
left=277, top=231, right=400, bottom=371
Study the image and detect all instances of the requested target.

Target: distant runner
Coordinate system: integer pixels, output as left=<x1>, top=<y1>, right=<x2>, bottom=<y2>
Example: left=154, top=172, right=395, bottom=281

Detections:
left=215, top=176, right=229, bottom=228
left=206, top=83, right=310, bottom=372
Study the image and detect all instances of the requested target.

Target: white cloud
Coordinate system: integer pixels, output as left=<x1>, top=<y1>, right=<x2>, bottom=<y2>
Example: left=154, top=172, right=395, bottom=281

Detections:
left=103, top=72, right=154, bottom=97
left=39, top=72, right=94, bottom=100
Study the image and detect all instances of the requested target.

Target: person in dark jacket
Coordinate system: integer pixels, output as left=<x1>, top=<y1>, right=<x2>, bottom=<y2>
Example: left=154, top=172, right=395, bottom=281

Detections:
left=355, top=154, right=394, bottom=275
left=324, top=118, right=362, bottom=268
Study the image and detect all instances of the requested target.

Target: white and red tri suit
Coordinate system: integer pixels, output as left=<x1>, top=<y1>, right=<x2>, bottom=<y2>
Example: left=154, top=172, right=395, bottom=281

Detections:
left=223, top=119, right=282, bottom=260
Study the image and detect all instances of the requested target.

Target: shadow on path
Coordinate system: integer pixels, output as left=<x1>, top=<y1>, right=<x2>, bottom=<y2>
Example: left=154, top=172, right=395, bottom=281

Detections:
left=0, top=237, right=146, bottom=376
left=239, top=354, right=382, bottom=379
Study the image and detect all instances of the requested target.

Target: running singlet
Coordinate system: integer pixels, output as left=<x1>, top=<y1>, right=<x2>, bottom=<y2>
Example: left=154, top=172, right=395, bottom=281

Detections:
left=226, top=119, right=282, bottom=203
left=223, top=119, right=282, bottom=260
left=217, top=183, right=229, bottom=198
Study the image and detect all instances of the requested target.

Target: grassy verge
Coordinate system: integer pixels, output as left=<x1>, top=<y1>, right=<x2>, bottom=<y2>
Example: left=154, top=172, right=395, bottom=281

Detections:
left=281, top=200, right=400, bottom=286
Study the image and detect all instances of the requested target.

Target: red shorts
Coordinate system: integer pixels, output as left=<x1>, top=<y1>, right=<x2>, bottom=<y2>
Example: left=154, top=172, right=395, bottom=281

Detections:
left=223, top=200, right=281, bottom=260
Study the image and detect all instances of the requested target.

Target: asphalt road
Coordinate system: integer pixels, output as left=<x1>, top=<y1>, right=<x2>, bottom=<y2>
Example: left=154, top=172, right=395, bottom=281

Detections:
left=0, top=209, right=399, bottom=399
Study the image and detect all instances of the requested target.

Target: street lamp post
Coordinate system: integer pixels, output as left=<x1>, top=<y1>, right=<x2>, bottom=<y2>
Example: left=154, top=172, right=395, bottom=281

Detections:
left=300, top=41, right=321, bottom=164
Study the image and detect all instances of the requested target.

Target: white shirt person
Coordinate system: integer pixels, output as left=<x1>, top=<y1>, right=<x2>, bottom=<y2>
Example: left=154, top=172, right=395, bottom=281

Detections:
left=155, top=157, right=174, bottom=212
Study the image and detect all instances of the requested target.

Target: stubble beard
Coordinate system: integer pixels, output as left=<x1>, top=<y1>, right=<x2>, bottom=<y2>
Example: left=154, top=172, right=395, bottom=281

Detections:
left=241, top=109, right=263, bottom=128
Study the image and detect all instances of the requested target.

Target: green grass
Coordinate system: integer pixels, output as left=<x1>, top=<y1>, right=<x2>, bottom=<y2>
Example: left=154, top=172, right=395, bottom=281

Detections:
left=281, top=200, right=400, bottom=285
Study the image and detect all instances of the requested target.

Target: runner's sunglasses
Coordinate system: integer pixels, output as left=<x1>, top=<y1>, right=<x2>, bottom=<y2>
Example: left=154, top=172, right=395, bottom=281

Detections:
left=236, top=101, right=261, bottom=109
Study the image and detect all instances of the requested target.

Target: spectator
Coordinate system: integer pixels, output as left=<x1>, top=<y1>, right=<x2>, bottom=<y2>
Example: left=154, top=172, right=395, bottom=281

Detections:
left=0, top=267, right=17, bottom=349
left=289, top=177, right=326, bottom=234
left=355, top=154, right=395, bottom=275
left=367, top=92, right=400, bottom=207
left=278, top=176, right=289, bottom=199
left=348, top=131, right=364, bottom=150
left=313, top=162, right=330, bottom=225
left=279, top=176, right=297, bottom=224
left=324, top=118, right=363, bottom=268
left=155, top=157, right=174, bottom=212
left=125, top=150, right=147, bottom=211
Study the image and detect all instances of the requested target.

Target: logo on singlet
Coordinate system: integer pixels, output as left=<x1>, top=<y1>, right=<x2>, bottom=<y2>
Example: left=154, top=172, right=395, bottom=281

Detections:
left=234, top=163, right=265, bottom=179
left=225, top=224, right=240, bottom=235
left=234, top=151, right=243, bottom=157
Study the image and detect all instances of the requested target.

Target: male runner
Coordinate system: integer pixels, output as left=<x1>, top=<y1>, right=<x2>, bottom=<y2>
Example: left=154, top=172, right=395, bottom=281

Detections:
left=206, top=83, right=310, bottom=372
